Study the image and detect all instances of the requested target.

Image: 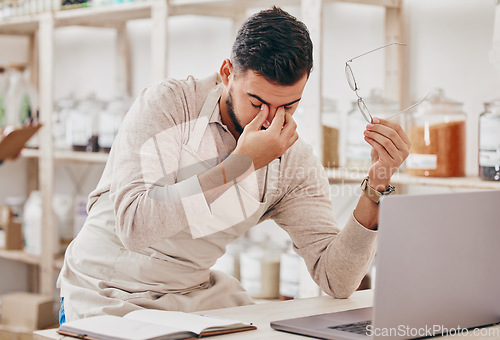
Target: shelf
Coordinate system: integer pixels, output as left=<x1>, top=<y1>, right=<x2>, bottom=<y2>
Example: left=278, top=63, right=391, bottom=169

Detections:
left=3, top=0, right=404, bottom=304
left=22, top=149, right=109, bottom=163
left=54, top=150, right=109, bottom=163
left=326, top=168, right=500, bottom=190
left=0, top=14, right=39, bottom=35
left=20, top=148, right=41, bottom=158
left=0, top=0, right=402, bottom=34
left=0, top=249, right=40, bottom=265
left=55, top=1, right=154, bottom=27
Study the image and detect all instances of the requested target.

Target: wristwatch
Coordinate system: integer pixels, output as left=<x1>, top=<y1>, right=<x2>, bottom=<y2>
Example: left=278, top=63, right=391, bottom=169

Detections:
left=360, top=176, right=395, bottom=204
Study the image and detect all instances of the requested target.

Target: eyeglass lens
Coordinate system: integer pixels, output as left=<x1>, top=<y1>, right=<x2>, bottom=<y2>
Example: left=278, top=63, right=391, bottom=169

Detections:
left=357, top=99, right=373, bottom=123
left=345, top=64, right=357, bottom=91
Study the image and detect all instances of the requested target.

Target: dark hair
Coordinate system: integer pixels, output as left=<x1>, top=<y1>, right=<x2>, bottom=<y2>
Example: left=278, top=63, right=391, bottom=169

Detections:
left=231, top=6, right=313, bottom=86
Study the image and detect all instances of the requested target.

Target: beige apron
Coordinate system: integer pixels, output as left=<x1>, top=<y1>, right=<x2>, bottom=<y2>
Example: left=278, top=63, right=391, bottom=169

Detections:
left=58, top=81, right=281, bottom=322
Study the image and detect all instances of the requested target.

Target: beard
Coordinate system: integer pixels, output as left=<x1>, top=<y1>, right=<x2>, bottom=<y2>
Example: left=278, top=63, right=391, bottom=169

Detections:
left=226, top=88, right=245, bottom=135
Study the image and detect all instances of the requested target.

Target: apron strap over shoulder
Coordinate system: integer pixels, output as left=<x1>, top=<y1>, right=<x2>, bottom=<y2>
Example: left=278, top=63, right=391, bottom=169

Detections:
left=187, top=83, right=224, bottom=152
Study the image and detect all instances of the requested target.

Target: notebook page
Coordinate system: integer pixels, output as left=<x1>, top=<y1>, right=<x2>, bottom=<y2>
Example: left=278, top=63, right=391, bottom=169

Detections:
left=125, top=310, right=249, bottom=335
left=60, top=315, right=185, bottom=340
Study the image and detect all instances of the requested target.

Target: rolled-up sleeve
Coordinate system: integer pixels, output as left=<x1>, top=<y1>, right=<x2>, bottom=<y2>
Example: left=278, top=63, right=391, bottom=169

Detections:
left=265, top=141, right=377, bottom=298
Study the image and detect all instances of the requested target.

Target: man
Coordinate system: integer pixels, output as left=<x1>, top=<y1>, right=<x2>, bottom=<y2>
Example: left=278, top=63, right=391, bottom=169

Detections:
left=57, top=7, right=409, bottom=322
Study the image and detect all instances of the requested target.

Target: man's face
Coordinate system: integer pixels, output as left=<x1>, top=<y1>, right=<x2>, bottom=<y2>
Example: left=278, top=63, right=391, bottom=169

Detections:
left=221, top=64, right=308, bottom=138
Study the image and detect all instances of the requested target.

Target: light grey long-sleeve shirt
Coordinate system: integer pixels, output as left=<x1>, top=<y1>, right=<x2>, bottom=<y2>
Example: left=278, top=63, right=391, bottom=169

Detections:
left=82, top=73, right=377, bottom=300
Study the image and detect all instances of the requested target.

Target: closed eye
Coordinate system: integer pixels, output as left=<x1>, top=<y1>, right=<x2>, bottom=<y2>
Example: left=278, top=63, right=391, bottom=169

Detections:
left=251, top=103, right=261, bottom=109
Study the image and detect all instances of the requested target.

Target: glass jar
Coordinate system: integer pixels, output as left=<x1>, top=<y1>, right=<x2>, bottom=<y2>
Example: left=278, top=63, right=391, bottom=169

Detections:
left=239, top=236, right=282, bottom=299
left=479, top=100, right=500, bottom=181
left=406, top=89, right=466, bottom=177
left=54, top=95, right=75, bottom=150
left=346, top=89, right=400, bottom=171
left=322, top=97, right=340, bottom=168
left=67, top=94, right=103, bottom=152
left=98, top=96, right=129, bottom=152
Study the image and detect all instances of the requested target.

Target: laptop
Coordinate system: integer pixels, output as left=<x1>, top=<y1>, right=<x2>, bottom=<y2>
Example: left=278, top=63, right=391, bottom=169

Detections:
left=271, top=190, right=500, bottom=339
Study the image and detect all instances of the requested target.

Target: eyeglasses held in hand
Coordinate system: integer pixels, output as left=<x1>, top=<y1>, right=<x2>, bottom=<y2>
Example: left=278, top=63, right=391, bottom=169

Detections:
left=345, top=42, right=429, bottom=123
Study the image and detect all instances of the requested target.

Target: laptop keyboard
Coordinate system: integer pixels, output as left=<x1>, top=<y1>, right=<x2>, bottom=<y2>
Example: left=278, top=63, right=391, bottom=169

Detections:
left=329, top=320, right=372, bottom=335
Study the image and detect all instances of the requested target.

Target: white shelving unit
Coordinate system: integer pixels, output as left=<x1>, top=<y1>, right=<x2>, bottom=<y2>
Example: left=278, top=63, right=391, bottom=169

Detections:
left=327, top=168, right=500, bottom=190
left=0, top=0, right=405, bottom=305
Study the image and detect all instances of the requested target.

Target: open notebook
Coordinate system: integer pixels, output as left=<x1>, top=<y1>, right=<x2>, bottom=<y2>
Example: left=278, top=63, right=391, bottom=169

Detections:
left=58, top=309, right=256, bottom=340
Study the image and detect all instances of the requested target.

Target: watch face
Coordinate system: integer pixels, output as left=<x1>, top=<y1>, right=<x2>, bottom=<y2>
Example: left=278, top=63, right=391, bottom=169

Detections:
left=382, top=185, right=396, bottom=195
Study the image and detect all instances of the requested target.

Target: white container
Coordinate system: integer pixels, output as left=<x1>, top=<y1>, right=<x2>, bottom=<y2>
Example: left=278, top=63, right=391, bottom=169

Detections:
left=279, top=242, right=300, bottom=300
left=240, top=237, right=282, bottom=299
left=52, top=0, right=61, bottom=10
left=23, top=191, right=61, bottom=255
left=98, top=97, right=128, bottom=152
left=5, top=64, right=31, bottom=127
left=67, top=106, right=92, bottom=152
left=23, top=191, right=43, bottom=255
left=54, top=95, right=75, bottom=150
left=0, top=67, right=9, bottom=128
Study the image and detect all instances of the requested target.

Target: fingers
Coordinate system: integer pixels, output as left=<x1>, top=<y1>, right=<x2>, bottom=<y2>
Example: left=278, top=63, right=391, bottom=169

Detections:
left=246, top=104, right=269, bottom=131
left=286, top=131, right=299, bottom=150
left=371, top=117, right=411, bottom=146
left=364, top=135, right=392, bottom=163
left=268, top=106, right=286, bottom=133
left=280, top=112, right=297, bottom=142
left=364, top=130, right=398, bottom=161
left=365, top=123, right=406, bottom=152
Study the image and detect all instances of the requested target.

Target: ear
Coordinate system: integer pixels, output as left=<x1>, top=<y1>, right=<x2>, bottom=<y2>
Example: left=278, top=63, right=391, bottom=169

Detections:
left=220, top=59, right=233, bottom=86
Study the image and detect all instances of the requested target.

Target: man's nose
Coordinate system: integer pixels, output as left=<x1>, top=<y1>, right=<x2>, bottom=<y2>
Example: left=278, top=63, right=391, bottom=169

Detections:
left=267, top=106, right=284, bottom=124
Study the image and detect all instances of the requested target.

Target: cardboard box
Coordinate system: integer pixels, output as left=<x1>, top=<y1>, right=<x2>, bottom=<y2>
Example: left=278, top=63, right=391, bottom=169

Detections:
left=0, top=207, right=23, bottom=250
left=1, top=292, right=55, bottom=331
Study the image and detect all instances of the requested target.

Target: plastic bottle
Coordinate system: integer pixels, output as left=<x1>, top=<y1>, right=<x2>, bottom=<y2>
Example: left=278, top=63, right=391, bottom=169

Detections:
left=0, top=66, right=8, bottom=128
left=23, top=191, right=43, bottom=255
left=5, top=64, right=32, bottom=127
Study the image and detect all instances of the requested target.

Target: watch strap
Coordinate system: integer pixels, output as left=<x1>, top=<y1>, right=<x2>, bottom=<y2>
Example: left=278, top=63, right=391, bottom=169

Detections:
left=361, top=176, right=395, bottom=204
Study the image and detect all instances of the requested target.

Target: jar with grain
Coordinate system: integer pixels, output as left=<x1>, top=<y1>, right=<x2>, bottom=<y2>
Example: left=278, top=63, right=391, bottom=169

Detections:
left=322, top=98, right=341, bottom=168
left=346, top=89, right=401, bottom=171
left=406, top=89, right=466, bottom=177
left=479, top=100, right=500, bottom=181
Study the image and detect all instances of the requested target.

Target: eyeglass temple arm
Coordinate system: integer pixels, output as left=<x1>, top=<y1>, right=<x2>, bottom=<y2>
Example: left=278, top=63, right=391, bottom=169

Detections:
left=385, top=92, right=432, bottom=120
left=346, top=42, right=406, bottom=63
